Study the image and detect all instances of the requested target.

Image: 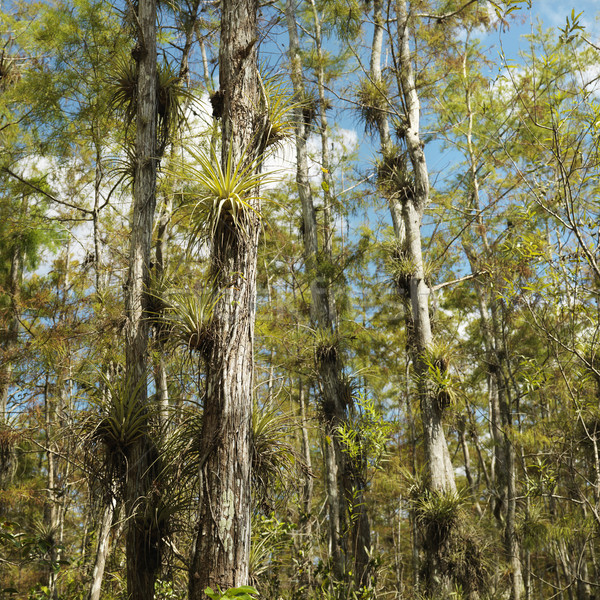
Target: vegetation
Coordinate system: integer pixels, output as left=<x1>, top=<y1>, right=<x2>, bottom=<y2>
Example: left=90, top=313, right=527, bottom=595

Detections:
left=2, top=1, right=600, bottom=599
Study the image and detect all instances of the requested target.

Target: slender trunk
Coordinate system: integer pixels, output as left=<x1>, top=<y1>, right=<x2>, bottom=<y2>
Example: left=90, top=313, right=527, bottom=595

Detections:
left=0, top=204, right=24, bottom=428
left=308, top=0, right=334, bottom=262
left=124, top=0, right=161, bottom=598
left=285, top=0, right=348, bottom=585
left=154, top=193, right=172, bottom=428
left=458, top=415, right=482, bottom=516
left=394, top=3, right=456, bottom=595
left=44, top=376, right=60, bottom=599
left=0, top=236, right=22, bottom=486
left=189, top=0, right=260, bottom=595
left=461, top=48, right=524, bottom=598
left=88, top=499, right=116, bottom=600
left=297, top=380, right=313, bottom=594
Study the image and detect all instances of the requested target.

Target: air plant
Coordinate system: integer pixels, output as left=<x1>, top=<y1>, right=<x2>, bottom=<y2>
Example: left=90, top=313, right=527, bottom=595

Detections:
left=160, top=286, right=221, bottom=355
left=260, top=73, right=297, bottom=150
left=252, top=405, right=301, bottom=504
left=81, top=371, right=153, bottom=498
left=376, top=148, right=414, bottom=202
left=183, top=144, right=271, bottom=244
left=109, top=53, right=191, bottom=154
left=355, top=76, right=390, bottom=135
left=422, top=341, right=460, bottom=411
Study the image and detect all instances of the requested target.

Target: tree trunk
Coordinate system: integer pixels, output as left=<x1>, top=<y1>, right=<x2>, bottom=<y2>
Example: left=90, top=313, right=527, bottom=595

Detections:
left=0, top=235, right=22, bottom=486
left=88, top=498, right=116, bottom=600
left=188, top=0, right=260, bottom=595
left=297, top=380, right=314, bottom=594
left=123, top=0, right=162, bottom=598
left=0, top=241, right=21, bottom=424
left=285, top=0, right=350, bottom=586
left=396, top=0, right=455, bottom=495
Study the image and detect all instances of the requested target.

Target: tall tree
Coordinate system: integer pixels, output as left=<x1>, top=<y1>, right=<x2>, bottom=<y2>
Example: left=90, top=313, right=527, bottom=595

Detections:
left=188, top=0, right=263, bottom=594
left=123, top=0, right=162, bottom=598
left=285, top=0, right=350, bottom=587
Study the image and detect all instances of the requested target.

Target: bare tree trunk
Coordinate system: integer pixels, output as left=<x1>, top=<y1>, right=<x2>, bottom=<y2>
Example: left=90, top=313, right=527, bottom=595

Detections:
left=88, top=498, right=116, bottom=600
left=188, top=0, right=260, bottom=595
left=297, top=380, right=314, bottom=594
left=123, top=0, right=161, bottom=598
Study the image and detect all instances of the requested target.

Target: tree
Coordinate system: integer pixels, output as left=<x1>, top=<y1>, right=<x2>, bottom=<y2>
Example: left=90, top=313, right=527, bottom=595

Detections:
left=188, top=0, right=264, bottom=594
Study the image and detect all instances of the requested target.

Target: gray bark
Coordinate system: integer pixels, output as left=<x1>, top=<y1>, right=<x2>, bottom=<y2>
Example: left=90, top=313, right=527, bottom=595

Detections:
left=123, top=0, right=162, bottom=598
left=188, top=0, right=260, bottom=595
left=297, top=380, right=314, bottom=594
left=396, top=0, right=455, bottom=495
left=88, top=499, right=116, bottom=600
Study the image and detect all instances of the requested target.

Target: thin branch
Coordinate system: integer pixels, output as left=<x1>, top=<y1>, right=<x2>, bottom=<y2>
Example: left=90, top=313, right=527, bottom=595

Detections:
left=431, top=270, right=487, bottom=292
left=416, top=0, right=478, bottom=22
left=3, top=167, right=92, bottom=215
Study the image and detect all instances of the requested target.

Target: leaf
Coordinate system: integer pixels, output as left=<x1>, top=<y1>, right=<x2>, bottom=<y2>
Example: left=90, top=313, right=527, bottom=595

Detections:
left=229, top=586, right=258, bottom=595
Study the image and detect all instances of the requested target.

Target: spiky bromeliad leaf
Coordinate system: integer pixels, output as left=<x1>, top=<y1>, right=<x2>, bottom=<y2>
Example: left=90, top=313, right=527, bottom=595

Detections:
left=184, top=144, right=272, bottom=244
left=161, top=287, right=221, bottom=354
left=109, top=54, right=191, bottom=153
left=108, top=54, right=137, bottom=129
left=252, top=406, right=301, bottom=502
left=80, top=371, right=154, bottom=497
left=85, top=372, right=151, bottom=451
left=260, top=72, right=298, bottom=149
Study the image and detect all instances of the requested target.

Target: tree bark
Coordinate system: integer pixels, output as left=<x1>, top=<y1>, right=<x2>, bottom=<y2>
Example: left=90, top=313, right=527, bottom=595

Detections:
left=188, top=0, right=260, bottom=595
left=296, top=380, right=314, bottom=595
left=123, top=0, right=162, bottom=598
left=88, top=498, right=116, bottom=600
left=396, top=0, right=455, bottom=495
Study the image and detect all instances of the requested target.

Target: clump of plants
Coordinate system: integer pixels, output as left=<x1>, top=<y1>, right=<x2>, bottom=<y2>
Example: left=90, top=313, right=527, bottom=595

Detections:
left=423, top=342, right=460, bottom=412
left=313, top=328, right=340, bottom=365
left=376, top=149, right=414, bottom=202
left=160, top=286, right=220, bottom=356
left=355, top=77, right=389, bottom=134
left=404, top=470, right=489, bottom=598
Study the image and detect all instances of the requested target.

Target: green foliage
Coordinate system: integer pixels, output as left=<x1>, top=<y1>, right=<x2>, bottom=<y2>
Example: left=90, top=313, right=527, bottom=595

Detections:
left=250, top=515, right=293, bottom=586
left=337, top=395, right=392, bottom=476
left=182, top=144, right=271, bottom=243
left=159, top=286, right=220, bottom=354
left=252, top=406, right=299, bottom=501
left=355, top=77, right=389, bottom=134
left=376, top=149, right=413, bottom=202
left=204, top=585, right=259, bottom=600
left=155, top=579, right=185, bottom=600
left=81, top=371, right=154, bottom=497
left=260, top=73, right=297, bottom=149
